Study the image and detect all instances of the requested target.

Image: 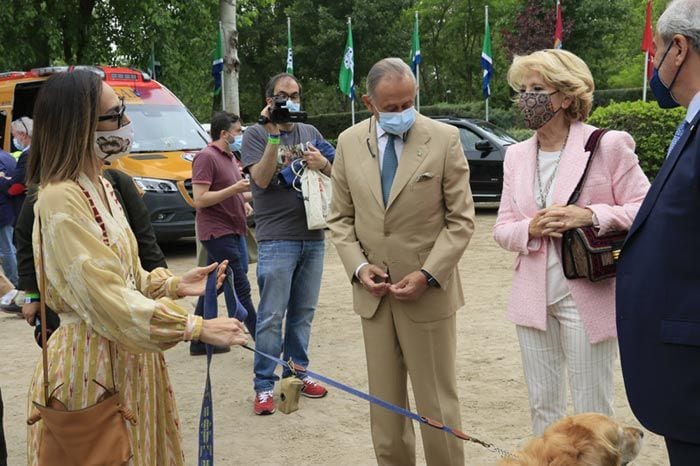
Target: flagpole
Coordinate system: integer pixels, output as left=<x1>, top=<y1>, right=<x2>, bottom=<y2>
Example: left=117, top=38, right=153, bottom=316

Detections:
left=349, top=17, right=355, bottom=125
left=415, top=11, right=420, bottom=113
left=485, top=5, right=489, bottom=122
left=151, top=42, right=156, bottom=80
left=220, top=21, right=226, bottom=111
left=287, top=16, right=293, bottom=74
left=643, top=50, right=649, bottom=102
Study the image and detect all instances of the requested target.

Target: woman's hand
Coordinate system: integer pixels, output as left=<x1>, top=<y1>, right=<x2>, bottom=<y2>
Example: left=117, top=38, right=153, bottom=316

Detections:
left=539, top=204, right=594, bottom=234
left=528, top=209, right=560, bottom=238
left=529, top=205, right=594, bottom=238
left=22, top=301, right=40, bottom=326
left=199, top=317, right=248, bottom=347
left=176, top=260, right=229, bottom=297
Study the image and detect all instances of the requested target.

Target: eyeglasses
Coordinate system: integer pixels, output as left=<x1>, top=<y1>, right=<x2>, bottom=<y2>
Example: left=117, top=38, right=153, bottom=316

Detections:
left=273, top=92, right=301, bottom=102
left=98, top=97, right=126, bottom=128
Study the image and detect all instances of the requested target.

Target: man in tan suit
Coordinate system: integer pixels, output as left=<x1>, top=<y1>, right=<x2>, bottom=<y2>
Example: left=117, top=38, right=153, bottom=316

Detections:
left=328, top=58, right=475, bottom=465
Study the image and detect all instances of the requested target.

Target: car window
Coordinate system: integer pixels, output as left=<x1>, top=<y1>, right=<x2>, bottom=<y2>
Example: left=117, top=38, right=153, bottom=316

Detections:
left=471, top=120, right=518, bottom=145
left=126, top=104, right=209, bottom=152
left=459, top=128, right=483, bottom=152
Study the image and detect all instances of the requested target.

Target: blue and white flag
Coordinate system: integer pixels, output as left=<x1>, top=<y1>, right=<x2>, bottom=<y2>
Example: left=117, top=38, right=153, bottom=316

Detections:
left=212, top=27, right=224, bottom=95
left=480, top=17, right=492, bottom=99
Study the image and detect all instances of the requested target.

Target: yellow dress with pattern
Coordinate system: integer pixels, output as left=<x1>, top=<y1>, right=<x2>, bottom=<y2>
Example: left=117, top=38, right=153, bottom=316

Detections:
left=26, top=174, right=203, bottom=466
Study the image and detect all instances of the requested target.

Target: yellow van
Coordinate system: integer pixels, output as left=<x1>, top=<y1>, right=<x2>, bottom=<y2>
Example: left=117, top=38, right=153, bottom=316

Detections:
left=0, top=65, right=207, bottom=241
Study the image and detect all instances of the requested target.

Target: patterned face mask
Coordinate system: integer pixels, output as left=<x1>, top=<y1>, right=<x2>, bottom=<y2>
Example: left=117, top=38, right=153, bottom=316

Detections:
left=518, top=91, right=561, bottom=130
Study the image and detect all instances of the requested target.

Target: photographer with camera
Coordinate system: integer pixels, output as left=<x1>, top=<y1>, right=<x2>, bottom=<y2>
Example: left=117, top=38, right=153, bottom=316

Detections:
left=241, top=73, right=332, bottom=415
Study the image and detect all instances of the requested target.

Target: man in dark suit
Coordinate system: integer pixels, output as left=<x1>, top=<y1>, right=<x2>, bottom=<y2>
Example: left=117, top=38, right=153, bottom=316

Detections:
left=616, top=1, right=700, bottom=464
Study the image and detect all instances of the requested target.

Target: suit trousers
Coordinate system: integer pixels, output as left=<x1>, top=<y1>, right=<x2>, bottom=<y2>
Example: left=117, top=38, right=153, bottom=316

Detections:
left=665, top=436, right=700, bottom=465
left=516, top=295, right=616, bottom=435
left=361, top=298, right=464, bottom=466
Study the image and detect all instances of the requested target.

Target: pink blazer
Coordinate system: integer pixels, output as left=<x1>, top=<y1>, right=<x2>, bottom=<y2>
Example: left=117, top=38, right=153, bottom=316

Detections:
left=493, top=121, right=650, bottom=343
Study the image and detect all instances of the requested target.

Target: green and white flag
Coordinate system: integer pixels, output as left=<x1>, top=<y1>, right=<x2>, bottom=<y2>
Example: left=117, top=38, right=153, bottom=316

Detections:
left=286, top=17, right=293, bottom=74
left=410, top=12, right=421, bottom=75
left=338, top=19, right=354, bottom=99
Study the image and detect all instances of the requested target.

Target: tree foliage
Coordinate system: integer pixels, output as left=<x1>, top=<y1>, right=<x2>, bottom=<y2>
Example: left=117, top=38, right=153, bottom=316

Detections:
left=0, top=0, right=667, bottom=123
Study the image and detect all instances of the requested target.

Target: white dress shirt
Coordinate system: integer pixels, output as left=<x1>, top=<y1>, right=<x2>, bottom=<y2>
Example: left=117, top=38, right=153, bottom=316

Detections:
left=685, top=91, right=700, bottom=123
left=376, top=122, right=405, bottom=170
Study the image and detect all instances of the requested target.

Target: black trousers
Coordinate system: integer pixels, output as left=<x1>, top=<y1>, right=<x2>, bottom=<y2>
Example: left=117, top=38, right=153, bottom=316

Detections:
left=0, top=388, right=7, bottom=466
left=665, top=436, right=700, bottom=465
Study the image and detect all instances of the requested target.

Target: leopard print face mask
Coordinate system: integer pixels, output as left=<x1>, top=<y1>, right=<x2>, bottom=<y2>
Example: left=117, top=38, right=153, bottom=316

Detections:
left=518, top=91, right=561, bottom=130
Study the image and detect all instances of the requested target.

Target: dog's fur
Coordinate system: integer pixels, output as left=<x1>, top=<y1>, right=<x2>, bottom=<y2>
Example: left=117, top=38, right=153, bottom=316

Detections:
left=498, top=413, right=644, bottom=466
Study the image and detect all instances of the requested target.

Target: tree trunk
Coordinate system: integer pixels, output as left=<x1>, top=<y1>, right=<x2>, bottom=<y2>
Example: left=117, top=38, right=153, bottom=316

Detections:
left=221, top=0, right=240, bottom=115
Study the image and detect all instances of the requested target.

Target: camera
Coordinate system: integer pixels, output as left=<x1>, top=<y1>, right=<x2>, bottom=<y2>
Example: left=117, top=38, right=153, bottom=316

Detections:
left=258, top=96, right=307, bottom=125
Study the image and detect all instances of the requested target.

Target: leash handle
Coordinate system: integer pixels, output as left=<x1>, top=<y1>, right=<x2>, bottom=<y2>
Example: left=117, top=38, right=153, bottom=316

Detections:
left=198, top=266, right=248, bottom=466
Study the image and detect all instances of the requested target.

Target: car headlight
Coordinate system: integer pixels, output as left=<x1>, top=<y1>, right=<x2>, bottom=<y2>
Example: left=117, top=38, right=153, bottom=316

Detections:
left=132, top=177, right=178, bottom=193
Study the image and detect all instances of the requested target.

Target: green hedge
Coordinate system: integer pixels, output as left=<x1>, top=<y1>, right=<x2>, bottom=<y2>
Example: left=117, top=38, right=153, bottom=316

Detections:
left=506, top=128, right=534, bottom=142
left=587, top=101, right=685, bottom=179
left=593, top=88, right=653, bottom=108
left=307, top=103, right=521, bottom=140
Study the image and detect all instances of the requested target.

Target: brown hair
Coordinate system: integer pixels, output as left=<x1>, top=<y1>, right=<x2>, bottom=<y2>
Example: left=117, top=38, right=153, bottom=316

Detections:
left=27, top=70, right=102, bottom=186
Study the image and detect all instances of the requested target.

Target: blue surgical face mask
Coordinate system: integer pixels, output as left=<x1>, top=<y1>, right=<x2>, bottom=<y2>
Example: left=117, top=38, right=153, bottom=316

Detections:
left=285, top=100, right=301, bottom=113
left=229, top=134, right=243, bottom=152
left=378, top=107, right=416, bottom=136
left=13, top=137, right=24, bottom=151
left=650, top=42, right=684, bottom=109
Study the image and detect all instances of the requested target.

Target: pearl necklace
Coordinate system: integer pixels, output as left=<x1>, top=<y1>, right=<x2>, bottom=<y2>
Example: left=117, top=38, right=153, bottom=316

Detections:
left=535, top=130, right=569, bottom=208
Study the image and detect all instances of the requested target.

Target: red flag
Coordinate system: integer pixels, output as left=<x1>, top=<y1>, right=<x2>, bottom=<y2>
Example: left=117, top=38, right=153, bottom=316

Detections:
left=642, top=0, right=655, bottom=79
left=553, top=0, right=563, bottom=49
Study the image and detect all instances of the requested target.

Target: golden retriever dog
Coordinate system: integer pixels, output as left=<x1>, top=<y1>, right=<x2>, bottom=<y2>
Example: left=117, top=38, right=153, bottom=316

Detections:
left=498, top=413, right=644, bottom=466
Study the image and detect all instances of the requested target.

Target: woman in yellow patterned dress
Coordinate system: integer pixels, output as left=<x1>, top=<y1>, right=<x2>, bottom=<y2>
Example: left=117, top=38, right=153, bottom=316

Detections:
left=25, top=70, right=248, bottom=465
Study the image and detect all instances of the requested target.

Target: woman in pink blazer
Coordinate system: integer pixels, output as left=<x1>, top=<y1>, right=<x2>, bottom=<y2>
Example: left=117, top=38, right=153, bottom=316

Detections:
left=493, top=49, right=650, bottom=435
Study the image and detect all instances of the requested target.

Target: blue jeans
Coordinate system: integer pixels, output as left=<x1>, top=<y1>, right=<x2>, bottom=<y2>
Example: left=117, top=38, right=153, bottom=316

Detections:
left=0, top=225, right=17, bottom=287
left=193, top=234, right=257, bottom=337
left=253, top=240, right=324, bottom=393
left=237, top=234, right=249, bottom=274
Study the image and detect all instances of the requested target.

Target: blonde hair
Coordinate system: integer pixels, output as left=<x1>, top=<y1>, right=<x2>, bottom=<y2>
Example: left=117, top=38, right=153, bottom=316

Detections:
left=507, top=49, right=594, bottom=122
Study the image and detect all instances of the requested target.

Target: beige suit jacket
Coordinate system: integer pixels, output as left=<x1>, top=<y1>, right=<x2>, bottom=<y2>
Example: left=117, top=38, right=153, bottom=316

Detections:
left=328, top=113, right=476, bottom=322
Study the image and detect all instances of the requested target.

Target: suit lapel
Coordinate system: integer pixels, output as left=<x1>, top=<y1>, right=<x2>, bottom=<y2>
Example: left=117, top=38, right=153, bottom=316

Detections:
left=358, top=120, right=385, bottom=209
left=513, top=137, right=540, bottom=216
left=627, top=112, right=700, bottom=240
left=386, top=116, right=430, bottom=209
left=552, top=121, right=589, bottom=206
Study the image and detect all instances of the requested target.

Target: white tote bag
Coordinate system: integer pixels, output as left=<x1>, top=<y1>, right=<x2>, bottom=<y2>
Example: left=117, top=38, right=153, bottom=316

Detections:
left=299, top=166, right=332, bottom=230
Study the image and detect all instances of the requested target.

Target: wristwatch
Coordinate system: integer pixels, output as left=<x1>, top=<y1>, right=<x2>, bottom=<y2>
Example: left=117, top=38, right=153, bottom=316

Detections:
left=420, top=269, right=439, bottom=288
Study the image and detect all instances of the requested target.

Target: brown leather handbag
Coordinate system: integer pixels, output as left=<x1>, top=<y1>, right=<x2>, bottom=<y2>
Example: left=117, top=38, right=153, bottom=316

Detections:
left=27, top=216, right=136, bottom=466
left=561, top=129, right=627, bottom=282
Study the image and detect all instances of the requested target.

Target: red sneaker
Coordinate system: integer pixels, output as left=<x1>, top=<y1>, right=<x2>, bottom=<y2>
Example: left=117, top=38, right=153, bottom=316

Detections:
left=300, top=377, right=328, bottom=398
left=254, top=390, right=276, bottom=415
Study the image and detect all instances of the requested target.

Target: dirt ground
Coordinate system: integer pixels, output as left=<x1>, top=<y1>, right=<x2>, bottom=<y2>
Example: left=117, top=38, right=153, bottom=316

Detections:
left=1, top=210, right=668, bottom=465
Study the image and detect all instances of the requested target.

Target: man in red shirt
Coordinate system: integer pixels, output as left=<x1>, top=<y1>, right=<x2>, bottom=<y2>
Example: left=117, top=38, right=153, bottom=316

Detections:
left=190, top=112, right=256, bottom=355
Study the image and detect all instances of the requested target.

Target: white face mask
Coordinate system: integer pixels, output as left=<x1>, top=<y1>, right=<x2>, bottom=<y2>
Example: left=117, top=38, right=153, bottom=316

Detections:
left=94, top=121, right=134, bottom=162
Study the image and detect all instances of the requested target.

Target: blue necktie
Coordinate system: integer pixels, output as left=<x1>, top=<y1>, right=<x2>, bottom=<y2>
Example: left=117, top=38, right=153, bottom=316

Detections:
left=667, top=120, right=690, bottom=158
left=381, top=134, right=398, bottom=206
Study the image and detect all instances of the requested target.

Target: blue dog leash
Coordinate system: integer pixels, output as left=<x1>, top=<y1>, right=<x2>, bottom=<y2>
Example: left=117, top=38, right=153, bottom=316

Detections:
left=197, top=268, right=515, bottom=461
left=198, top=268, right=248, bottom=466
left=240, top=344, right=516, bottom=459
